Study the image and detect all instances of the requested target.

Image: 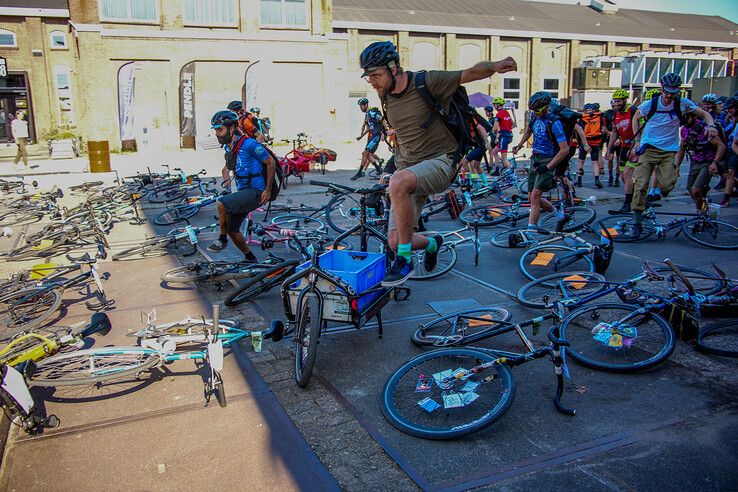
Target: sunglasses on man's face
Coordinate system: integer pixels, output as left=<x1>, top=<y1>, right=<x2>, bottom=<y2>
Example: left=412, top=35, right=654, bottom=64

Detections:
left=533, top=107, right=547, bottom=115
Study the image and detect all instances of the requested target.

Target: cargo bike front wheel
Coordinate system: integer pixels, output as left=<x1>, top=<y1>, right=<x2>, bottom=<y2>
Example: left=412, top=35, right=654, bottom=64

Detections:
left=294, top=294, right=321, bottom=388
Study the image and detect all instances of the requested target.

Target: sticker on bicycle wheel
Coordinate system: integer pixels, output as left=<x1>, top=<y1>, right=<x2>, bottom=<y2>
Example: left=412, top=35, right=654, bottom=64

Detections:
left=461, top=392, right=480, bottom=405
left=468, top=315, right=495, bottom=327
left=453, top=367, right=470, bottom=380
left=530, top=252, right=555, bottom=266
left=432, top=369, right=454, bottom=388
left=252, top=331, right=263, bottom=352
left=418, top=397, right=441, bottom=413
left=185, top=226, right=197, bottom=245
left=622, top=337, right=634, bottom=348
left=487, top=208, right=502, bottom=218
left=461, top=380, right=479, bottom=393
left=563, top=274, right=588, bottom=290
left=601, top=227, right=619, bottom=237
left=618, top=325, right=637, bottom=339
left=608, top=334, right=623, bottom=347
left=416, top=376, right=432, bottom=392
left=442, top=393, right=465, bottom=409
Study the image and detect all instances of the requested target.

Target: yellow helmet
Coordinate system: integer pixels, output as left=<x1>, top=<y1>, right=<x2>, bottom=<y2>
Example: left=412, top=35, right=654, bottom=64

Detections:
left=645, top=88, right=661, bottom=100
left=612, top=89, right=629, bottom=100
left=493, top=97, right=505, bottom=105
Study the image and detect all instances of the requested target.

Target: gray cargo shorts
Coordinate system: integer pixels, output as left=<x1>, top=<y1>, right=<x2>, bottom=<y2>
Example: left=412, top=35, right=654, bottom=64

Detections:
left=388, top=154, right=457, bottom=230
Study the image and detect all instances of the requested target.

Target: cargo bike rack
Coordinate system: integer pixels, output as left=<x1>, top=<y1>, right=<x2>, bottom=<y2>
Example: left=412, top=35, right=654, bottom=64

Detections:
left=279, top=248, right=410, bottom=387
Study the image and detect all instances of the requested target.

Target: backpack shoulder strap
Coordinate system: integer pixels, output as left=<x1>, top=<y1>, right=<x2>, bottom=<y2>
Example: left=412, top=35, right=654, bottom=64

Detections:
left=414, top=71, right=445, bottom=129
left=646, top=92, right=660, bottom=121
left=232, top=135, right=249, bottom=155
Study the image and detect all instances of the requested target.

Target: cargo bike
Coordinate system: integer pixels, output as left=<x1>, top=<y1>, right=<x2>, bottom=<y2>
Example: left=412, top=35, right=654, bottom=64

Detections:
left=279, top=248, right=410, bottom=387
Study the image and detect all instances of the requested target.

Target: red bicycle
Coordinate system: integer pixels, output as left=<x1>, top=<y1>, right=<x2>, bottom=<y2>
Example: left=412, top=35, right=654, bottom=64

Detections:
left=278, top=134, right=337, bottom=187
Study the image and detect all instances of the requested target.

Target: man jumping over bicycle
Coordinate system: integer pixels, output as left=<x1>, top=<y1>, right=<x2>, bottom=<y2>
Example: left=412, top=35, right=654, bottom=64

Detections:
left=207, top=110, right=276, bottom=262
left=359, top=40, right=516, bottom=286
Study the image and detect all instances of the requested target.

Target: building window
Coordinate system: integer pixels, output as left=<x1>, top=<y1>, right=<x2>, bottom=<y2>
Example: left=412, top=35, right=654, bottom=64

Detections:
left=50, top=30, right=67, bottom=49
left=99, top=0, right=158, bottom=22
left=260, top=0, right=308, bottom=28
left=54, top=67, right=74, bottom=124
left=0, top=29, right=17, bottom=47
left=503, top=78, right=521, bottom=109
left=184, top=0, right=237, bottom=26
left=543, top=78, right=560, bottom=99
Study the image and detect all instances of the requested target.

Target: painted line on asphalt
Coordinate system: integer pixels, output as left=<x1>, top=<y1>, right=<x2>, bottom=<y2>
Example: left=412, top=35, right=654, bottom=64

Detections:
left=450, top=269, right=517, bottom=299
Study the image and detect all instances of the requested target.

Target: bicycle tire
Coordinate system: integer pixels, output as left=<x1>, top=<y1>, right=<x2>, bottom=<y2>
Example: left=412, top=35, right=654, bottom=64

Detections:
left=5, top=232, right=72, bottom=261
left=681, top=218, right=738, bottom=250
left=410, top=245, right=457, bottom=280
left=112, top=237, right=172, bottom=260
left=516, top=272, right=607, bottom=309
left=560, top=303, right=675, bottom=373
left=68, top=181, right=104, bottom=192
left=629, top=265, right=725, bottom=297
left=696, top=319, right=738, bottom=358
left=130, top=319, right=241, bottom=339
left=411, top=307, right=512, bottom=347
left=223, top=261, right=297, bottom=306
left=596, top=215, right=653, bottom=242
left=489, top=227, right=550, bottom=248
left=0, top=286, right=64, bottom=341
left=153, top=206, right=199, bottom=226
left=294, top=295, right=321, bottom=388
left=519, top=245, right=595, bottom=282
left=381, top=348, right=515, bottom=439
left=160, top=261, right=240, bottom=283
left=29, top=347, right=160, bottom=387
left=325, top=194, right=363, bottom=234
left=147, top=186, right=187, bottom=204
left=540, top=205, right=596, bottom=233
left=0, top=209, right=43, bottom=227
left=270, top=214, right=326, bottom=233
left=459, top=204, right=529, bottom=227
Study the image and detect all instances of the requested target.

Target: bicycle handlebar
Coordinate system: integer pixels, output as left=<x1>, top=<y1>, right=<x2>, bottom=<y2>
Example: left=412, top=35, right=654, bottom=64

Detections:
left=664, top=258, right=695, bottom=295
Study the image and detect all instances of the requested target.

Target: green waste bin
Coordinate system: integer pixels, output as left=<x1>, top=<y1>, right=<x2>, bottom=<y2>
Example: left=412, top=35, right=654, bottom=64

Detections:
left=88, top=140, right=111, bottom=173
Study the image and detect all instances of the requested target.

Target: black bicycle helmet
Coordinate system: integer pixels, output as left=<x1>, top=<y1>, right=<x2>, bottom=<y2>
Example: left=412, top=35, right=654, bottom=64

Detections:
left=484, top=105, right=494, bottom=112
left=358, top=97, right=369, bottom=105
left=360, top=41, right=400, bottom=76
left=227, top=100, right=242, bottom=112
left=529, top=91, right=552, bottom=111
left=211, top=110, right=239, bottom=129
left=592, top=102, right=601, bottom=111
left=725, top=97, right=738, bottom=110
left=660, top=72, right=683, bottom=92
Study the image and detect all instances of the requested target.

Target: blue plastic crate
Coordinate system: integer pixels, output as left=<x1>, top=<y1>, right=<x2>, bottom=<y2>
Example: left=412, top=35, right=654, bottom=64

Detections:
left=295, top=250, right=386, bottom=293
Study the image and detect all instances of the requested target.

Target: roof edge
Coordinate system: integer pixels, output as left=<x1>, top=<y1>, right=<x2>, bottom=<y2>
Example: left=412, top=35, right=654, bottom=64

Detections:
left=0, top=7, right=69, bottom=18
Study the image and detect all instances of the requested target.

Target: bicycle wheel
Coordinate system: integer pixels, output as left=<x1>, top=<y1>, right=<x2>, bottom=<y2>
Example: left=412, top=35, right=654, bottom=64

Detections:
left=629, top=265, right=725, bottom=297
left=489, top=227, right=549, bottom=248
left=112, top=237, right=172, bottom=260
left=410, top=245, right=457, bottom=280
left=0, top=209, right=43, bottom=227
left=540, top=206, right=596, bottom=233
left=382, top=348, right=515, bottom=439
left=520, top=245, right=594, bottom=282
left=147, top=187, right=186, bottom=204
left=681, top=218, right=738, bottom=250
left=0, top=287, right=64, bottom=341
left=30, top=347, right=160, bottom=387
left=325, top=194, right=363, bottom=233
left=560, top=303, right=675, bottom=372
left=294, top=295, right=320, bottom=388
left=270, top=214, right=326, bottom=233
left=696, top=319, right=738, bottom=358
left=459, top=204, right=529, bottom=227
left=153, top=206, right=198, bottom=226
left=596, top=215, right=653, bottom=242
left=130, top=319, right=241, bottom=339
left=223, top=261, right=297, bottom=306
left=160, top=261, right=240, bottom=283
left=411, top=307, right=511, bottom=347
left=5, top=232, right=72, bottom=261
left=68, top=181, right=104, bottom=192
left=516, top=272, right=607, bottom=309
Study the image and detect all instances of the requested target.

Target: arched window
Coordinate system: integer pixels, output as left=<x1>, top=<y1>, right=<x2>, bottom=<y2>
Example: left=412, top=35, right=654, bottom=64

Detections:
left=0, top=29, right=17, bottom=47
left=50, top=30, right=67, bottom=49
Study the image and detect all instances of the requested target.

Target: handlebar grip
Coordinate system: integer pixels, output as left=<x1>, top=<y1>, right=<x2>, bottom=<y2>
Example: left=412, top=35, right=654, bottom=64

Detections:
left=664, top=258, right=695, bottom=295
left=309, top=180, right=355, bottom=192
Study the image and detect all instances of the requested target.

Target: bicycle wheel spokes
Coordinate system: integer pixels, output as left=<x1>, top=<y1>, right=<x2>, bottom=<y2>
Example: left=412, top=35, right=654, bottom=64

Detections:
left=629, top=265, right=725, bottom=297
left=597, top=215, right=652, bottom=242
left=31, top=347, right=159, bottom=386
left=0, top=287, right=63, bottom=339
left=561, top=304, right=675, bottom=372
left=412, top=307, right=511, bottom=346
left=271, top=214, right=326, bottom=233
left=382, top=349, right=515, bottom=439
left=489, top=227, right=547, bottom=248
left=540, top=206, right=596, bottom=232
left=516, top=272, right=607, bottom=309
left=519, top=245, right=594, bottom=282
left=682, top=219, right=738, bottom=250
left=411, top=245, right=457, bottom=280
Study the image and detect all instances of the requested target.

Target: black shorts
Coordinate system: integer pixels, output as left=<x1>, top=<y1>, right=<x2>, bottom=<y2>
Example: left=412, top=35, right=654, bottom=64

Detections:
left=555, top=147, right=577, bottom=177
left=219, top=188, right=262, bottom=234
left=579, top=144, right=601, bottom=161
left=365, top=134, right=381, bottom=153
left=728, top=153, right=738, bottom=173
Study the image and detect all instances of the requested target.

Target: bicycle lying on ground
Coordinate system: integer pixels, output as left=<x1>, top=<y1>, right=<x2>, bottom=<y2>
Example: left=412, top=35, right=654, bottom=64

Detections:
left=382, top=302, right=574, bottom=439
left=112, top=222, right=216, bottom=260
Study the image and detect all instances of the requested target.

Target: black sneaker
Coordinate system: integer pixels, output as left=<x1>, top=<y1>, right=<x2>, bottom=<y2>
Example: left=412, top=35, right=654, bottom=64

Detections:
left=350, top=171, right=365, bottom=181
left=595, top=179, right=604, bottom=189
left=608, top=204, right=631, bottom=215
left=575, top=176, right=582, bottom=188
left=629, top=222, right=643, bottom=239
left=608, top=176, right=613, bottom=187
left=555, top=214, right=572, bottom=232
left=243, top=251, right=258, bottom=263
left=423, top=235, right=444, bottom=272
left=382, top=256, right=414, bottom=287
left=207, top=238, right=227, bottom=253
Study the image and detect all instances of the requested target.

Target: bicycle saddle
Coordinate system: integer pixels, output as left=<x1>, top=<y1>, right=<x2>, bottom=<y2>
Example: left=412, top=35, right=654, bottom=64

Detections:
left=66, top=252, right=95, bottom=264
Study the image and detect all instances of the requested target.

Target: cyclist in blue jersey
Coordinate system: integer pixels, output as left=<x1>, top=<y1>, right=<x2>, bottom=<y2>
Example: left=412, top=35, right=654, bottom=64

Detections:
left=353, top=98, right=390, bottom=180
left=207, top=110, right=276, bottom=261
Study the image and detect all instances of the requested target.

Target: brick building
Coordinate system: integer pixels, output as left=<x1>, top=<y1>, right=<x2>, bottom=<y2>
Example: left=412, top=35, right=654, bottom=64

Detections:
left=0, top=0, right=736, bottom=150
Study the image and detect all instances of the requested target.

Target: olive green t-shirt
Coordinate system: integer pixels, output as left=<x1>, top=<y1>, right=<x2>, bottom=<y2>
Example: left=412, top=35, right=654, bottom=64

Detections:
left=385, top=70, right=463, bottom=167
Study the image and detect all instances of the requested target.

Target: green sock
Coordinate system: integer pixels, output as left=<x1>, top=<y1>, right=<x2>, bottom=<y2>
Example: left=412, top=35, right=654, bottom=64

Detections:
left=397, top=243, right=412, bottom=260
left=480, top=174, right=488, bottom=186
left=425, top=237, right=437, bottom=254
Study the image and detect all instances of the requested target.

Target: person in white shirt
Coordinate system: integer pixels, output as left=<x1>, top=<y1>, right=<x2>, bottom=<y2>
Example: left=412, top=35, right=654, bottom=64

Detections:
left=11, top=111, right=29, bottom=168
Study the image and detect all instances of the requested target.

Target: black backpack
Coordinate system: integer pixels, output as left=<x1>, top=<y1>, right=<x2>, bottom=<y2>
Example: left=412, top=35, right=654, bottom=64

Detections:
left=534, top=105, right=581, bottom=148
left=413, top=71, right=480, bottom=167
left=645, top=92, right=687, bottom=126
left=227, top=135, right=283, bottom=201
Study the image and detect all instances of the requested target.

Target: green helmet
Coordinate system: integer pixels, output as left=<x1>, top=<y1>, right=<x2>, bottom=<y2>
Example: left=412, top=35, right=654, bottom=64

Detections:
left=493, top=97, right=505, bottom=106
left=645, top=88, right=661, bottom=100
left=358, top=97, right=369, bottom=105
left=612, top=89, right=629, bottom=100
